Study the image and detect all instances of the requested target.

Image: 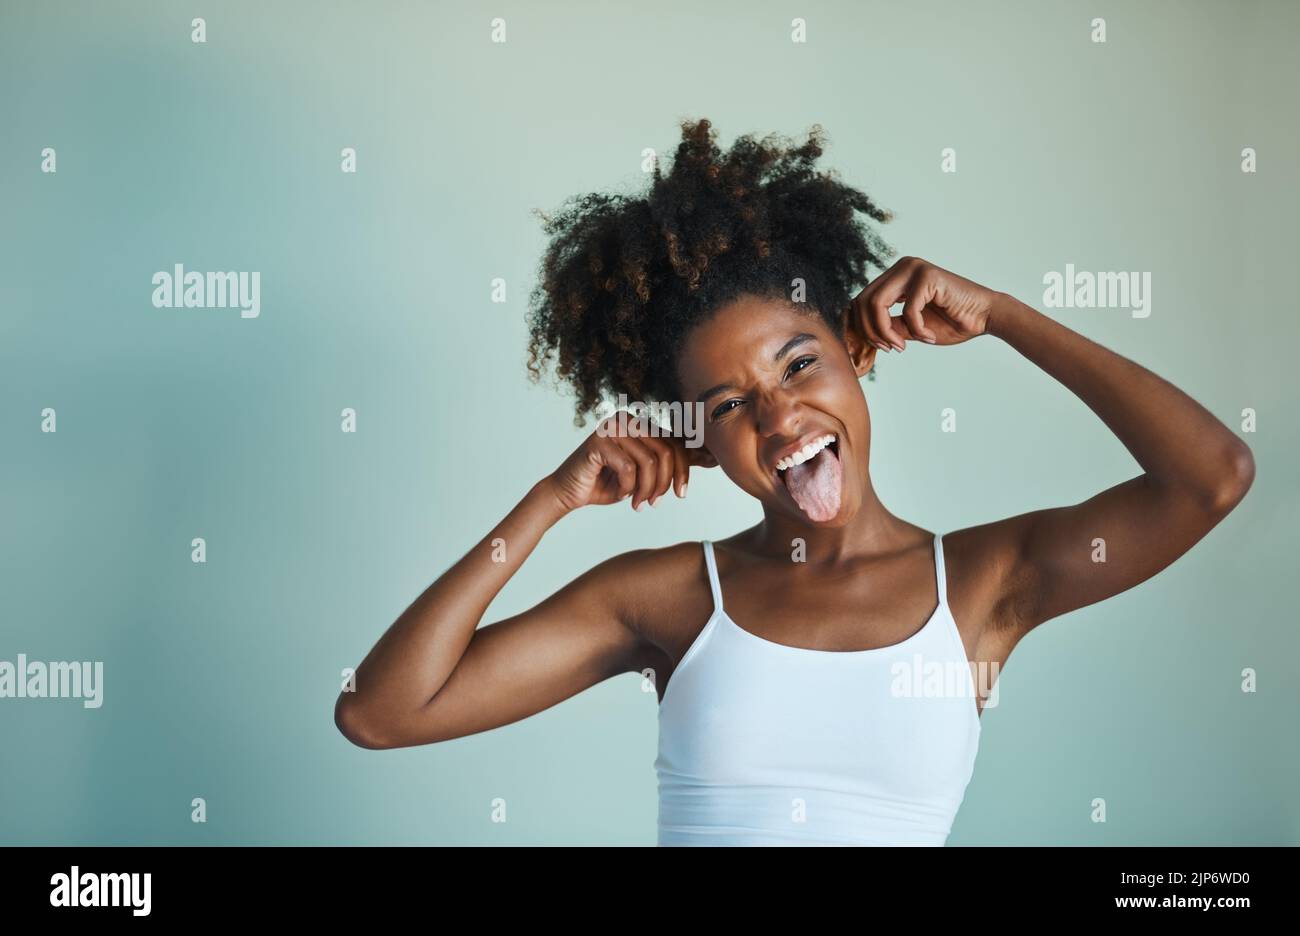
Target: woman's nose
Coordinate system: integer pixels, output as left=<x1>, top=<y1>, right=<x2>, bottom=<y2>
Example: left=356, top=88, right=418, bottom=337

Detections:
left=754, top=390, right=802, bottom=438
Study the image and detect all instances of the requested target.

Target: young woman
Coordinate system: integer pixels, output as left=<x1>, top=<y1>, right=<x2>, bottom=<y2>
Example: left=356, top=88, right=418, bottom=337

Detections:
left=334, top=119, right=1255, bottom=846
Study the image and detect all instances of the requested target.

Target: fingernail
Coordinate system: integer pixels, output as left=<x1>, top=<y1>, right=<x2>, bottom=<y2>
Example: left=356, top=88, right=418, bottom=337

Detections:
left=650, top=495, right=659, bottom=507
left=681, top=483, right=688, bottom=497
left=922, top=336, right=936, bottom=344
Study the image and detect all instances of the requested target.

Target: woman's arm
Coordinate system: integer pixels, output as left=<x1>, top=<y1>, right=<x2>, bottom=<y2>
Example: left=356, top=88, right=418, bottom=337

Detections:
left=979, top=293, right=1254, bottom=629
left=334, top=417, right=691, bottom=749
left=989, top=294, right=1253, bottom=511
left=850, top=257, right=1255, bottom=635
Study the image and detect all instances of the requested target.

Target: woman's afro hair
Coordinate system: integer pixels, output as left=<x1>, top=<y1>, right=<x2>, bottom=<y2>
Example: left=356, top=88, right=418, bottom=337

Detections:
left=526, top=117, right=895, bottom=424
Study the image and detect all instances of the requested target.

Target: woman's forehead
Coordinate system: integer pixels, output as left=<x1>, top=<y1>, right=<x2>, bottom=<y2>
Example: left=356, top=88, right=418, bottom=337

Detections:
left=678, top=297, right=834, bottom=381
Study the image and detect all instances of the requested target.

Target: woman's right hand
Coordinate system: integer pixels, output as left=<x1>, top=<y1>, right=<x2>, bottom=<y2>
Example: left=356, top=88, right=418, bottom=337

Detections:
left=545, top=411, right=712, bottom=513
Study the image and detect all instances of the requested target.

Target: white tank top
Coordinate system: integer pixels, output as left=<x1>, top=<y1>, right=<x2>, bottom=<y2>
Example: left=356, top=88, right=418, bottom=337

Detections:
left=654, top=533, right=982, bottom=846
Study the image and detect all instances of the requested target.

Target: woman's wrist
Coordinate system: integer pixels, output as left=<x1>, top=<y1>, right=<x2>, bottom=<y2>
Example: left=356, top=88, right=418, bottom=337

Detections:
left=986, top=291, right=1036, bottom=340
left=526, top=475, right=574, bottom=527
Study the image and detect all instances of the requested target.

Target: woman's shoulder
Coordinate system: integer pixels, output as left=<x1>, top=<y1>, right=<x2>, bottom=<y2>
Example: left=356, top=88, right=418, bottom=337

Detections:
left=590, top=539, right=719, bottom=646
left=598, top=538, right=708, bottom=570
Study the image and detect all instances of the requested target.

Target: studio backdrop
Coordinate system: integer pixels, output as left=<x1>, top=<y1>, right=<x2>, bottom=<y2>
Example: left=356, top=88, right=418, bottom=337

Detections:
left=1, top=0, right=1296, bottom=845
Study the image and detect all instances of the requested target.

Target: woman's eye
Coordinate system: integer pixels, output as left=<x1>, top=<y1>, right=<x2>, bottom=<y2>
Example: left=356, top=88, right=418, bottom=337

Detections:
left=712, top=399, right=744, bottom=420
left=711, top=358, right=816, bottom=420
left=787, top=355, right=817, bottom=377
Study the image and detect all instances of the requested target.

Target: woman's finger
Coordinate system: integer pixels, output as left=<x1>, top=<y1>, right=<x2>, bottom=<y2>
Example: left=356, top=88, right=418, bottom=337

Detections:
left=639, top=435, right=676, bottom=506
left=868, top=269, right=910, bottom=352
left=596, top=442, right=637, bottom=503
left=671, top=438, right=690, bottom=497
left=629, top=417, right=677, bottom=504
left=901, top=274, right=938, bottom=344
left=854, top=288, right=896, bottom=354
left=616, top=437, right=659, bottom=510
left=851, top=295, right=886, bottom=354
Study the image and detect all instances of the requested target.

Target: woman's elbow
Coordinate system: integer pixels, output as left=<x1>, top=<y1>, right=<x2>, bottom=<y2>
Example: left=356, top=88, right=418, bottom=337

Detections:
left=1208, top=441, right=1256, bottom=515
left=334, top=694, right=396, bottom=750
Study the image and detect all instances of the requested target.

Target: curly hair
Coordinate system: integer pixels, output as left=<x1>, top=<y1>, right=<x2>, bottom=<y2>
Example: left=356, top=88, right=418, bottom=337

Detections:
left=526, top=118, right=895, bottom=425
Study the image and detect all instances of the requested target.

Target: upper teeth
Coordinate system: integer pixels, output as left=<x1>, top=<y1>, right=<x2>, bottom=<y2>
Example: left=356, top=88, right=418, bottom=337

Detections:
left=776, top=434, right=836, bottom=472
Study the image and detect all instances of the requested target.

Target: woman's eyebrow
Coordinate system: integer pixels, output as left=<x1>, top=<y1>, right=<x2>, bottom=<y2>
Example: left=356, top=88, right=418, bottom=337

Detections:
left=774, top=333, right=817, bottom=361
left=696, top=333, right=819, bottom=403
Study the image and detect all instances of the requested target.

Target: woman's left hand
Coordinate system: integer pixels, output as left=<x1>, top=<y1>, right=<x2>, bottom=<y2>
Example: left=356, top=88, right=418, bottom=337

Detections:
left=845, top=256, right=1003, bottom=352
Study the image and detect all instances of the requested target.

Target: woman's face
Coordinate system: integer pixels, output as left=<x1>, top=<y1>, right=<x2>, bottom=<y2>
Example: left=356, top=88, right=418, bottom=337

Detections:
left=675, top=294, right=877, bottom=527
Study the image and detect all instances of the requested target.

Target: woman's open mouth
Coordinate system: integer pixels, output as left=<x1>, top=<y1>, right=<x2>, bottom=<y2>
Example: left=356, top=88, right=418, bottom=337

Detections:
left=774, top=434, right=843, bottom=522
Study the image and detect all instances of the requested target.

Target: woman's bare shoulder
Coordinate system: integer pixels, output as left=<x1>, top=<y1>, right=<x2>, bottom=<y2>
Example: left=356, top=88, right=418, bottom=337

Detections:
left=596, top=539, right=712, bottom=606
left=589, top=539, right=718, bottom=654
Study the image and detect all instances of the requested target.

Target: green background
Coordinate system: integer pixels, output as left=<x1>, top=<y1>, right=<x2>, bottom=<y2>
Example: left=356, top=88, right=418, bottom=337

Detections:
left=1, top=0, right=1296, bottom=845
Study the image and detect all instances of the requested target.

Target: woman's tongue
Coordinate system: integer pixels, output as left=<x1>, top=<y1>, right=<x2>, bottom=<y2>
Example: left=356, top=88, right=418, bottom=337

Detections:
left=781, top=447, right=842, bottom=522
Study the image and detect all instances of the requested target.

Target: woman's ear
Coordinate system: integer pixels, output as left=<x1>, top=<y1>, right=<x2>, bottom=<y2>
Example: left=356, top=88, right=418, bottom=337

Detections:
left=841, top=313, right=878, bottom=378
left=667, top=428, right=718, bottom=468
left=686, top=445, right=718, bottom=468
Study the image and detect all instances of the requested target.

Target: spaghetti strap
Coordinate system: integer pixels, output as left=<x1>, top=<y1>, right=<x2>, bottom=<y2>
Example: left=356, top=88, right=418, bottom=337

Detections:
left=932, top=532, right=948, bottom=607
left=701, top=541, right=724, bottom=613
